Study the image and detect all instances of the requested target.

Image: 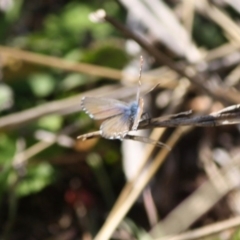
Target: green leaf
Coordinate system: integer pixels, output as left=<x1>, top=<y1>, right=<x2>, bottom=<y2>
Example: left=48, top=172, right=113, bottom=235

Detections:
left=37, top=115, right=63, bottom=132
left=28, top=73, right=56, bottom=97
left=0, top=165, right=12, bottom=200
left=0, top=134, right=16, bottom=198
left=61, top=3, right=93, bottom=35
left=232, top=229, right=240, bottom=240
left=15, top=162, right=55, bottom=197
left=0, top=83, right=14, bottom=111
left=60, top=73, right=87, bottom=91
left=81, top=44, right=129, bottom=69
left=4, top=0, right=24, bottom=22
left=0, top=134, right=16, bottom=164
left=64, top=48, right=82, bottom=61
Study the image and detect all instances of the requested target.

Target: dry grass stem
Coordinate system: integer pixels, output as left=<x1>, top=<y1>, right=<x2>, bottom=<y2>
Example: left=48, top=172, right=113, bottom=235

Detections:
left=0, top=46, right=173, bottom=84
left=181, top=0, right=195, bottom=34
left=159, top=215, right=240, bottom=240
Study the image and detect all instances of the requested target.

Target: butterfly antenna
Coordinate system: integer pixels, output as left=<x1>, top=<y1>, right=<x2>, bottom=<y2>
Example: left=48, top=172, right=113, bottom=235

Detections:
left=136, top=56, right=143, bottom=102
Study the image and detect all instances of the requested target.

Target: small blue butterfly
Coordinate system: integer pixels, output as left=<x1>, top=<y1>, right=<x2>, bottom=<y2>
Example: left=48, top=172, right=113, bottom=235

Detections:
left=81, top=93, right=144, bottom=140
left=78, top=57, right=169, bottom=149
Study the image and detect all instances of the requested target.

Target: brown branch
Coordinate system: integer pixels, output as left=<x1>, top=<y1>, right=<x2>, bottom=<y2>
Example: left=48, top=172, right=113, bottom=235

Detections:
left=0, top=46, right=122, bottom=80
left=0, top=46, right=169, bottom=84
left=0, top=85, right=117, bottom=131
left=140, top=104, right=240, bottom=129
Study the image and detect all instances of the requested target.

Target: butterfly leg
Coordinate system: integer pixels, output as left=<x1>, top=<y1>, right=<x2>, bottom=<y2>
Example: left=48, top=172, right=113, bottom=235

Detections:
left=123, top=134, right=171, bottom=150
left=77, top=131, right=101, bottom=141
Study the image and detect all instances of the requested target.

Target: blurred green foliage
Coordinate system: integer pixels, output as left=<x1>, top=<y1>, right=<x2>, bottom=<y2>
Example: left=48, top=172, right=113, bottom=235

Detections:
left=37, top=115, right=63, bottom=131
left=0, top=134, right=16, bottom=197
left=0, top=0, right=231, bottom=203
left=0, top=0, right=234, bottom=238
left=15, top=162, right=55, bottom=197
left=0, top=0, right=127, bottom=203
left=28, top=73, right=56, bottom=97
left=193, top=15, right=227, bottom=49
left=232, top=229, right=240, bottom=240
left=82, top=44, right=129, bottom=69
left=0, top=134, right=15, bottom=165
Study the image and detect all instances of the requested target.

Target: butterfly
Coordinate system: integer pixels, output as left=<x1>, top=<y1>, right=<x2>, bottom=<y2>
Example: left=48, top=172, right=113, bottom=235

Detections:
left=78, top=57, right=169, bottom=149
left=81, top=90, right=144, bottom=138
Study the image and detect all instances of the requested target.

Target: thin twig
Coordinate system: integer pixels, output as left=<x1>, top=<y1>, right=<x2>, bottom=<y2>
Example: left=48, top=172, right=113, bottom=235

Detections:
left=140, top=104, right=240, bottom=129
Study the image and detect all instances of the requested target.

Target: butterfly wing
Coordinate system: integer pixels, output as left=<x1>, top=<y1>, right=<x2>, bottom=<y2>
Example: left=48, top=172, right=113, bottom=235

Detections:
left=81, top=97, right=128, bottom=120
left=100, top=114, right=132, bottom=139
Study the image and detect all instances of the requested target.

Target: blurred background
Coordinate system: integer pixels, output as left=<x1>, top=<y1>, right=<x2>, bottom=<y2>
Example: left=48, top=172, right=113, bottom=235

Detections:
left=2, top=0, right=240, bottom=239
